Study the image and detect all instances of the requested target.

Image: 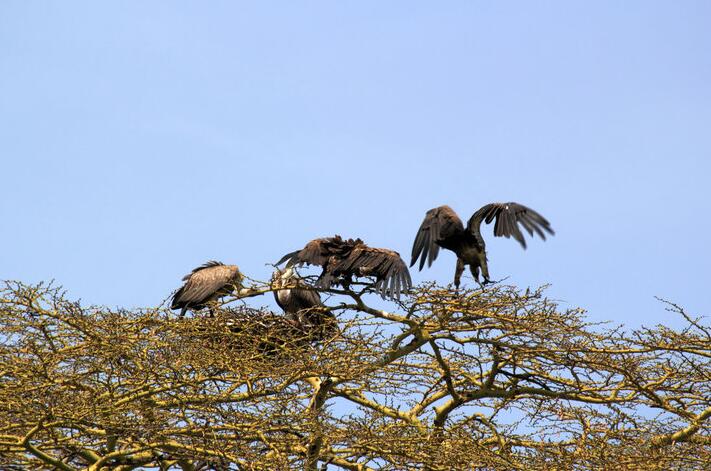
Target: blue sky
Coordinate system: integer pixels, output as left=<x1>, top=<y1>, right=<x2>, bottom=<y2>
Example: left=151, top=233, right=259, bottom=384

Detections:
left=1, top=2, right=709, bottom=326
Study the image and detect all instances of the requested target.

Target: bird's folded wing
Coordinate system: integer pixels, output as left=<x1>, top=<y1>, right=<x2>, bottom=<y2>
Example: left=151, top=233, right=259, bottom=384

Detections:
left=174, top=266, right=239, bottom=305
left=411, top=205, right=464, bottom=269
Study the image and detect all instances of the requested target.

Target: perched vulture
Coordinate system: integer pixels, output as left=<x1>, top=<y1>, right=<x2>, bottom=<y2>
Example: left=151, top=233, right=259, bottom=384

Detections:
left=271, top=267, right=336, bottom=339
left=411, top=203, right=554, bottom=288
left=277, top=235, right=412, bottom=300
left=170, top=261, right=243, bottom=317
left=272, top=267, right=322, bottom=318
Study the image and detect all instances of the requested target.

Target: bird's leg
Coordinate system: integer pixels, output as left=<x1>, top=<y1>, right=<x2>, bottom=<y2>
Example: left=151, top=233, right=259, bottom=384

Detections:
left=341, top=274, right=353, bottom=292
left=478, top=252, right=492, bottom=285
left=454, top=258, right=465, bottom=290
left=470, top=264, right=481, bottom=286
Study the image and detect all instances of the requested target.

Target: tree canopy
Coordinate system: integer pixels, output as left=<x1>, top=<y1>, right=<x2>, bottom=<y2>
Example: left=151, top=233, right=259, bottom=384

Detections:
left=0, top=280, right=709, bottom=470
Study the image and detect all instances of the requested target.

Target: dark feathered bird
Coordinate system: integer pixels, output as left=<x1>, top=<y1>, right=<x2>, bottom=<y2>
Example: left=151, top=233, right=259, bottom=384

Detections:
left=171, top=261, right=243, bottom=317
left=272, top=267, right=322, bottom=318
left=277, top=235, right=412, bottom=300
left=271, top=267, right=336, bottom=339
left=411, top=203, right=554, bottom=288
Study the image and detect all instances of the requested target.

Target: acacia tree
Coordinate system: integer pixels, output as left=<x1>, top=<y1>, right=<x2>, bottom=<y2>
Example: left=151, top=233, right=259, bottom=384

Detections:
left=0, top=279, right=709, bottom=470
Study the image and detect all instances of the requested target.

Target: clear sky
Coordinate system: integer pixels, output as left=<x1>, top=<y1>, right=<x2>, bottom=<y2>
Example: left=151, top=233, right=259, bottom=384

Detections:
left=1, top=2, right=709, bottom=326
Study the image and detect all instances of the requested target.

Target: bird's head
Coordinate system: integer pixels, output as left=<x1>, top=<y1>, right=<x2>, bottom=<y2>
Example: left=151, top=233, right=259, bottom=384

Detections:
left=271, top=267, right=295, bottom=287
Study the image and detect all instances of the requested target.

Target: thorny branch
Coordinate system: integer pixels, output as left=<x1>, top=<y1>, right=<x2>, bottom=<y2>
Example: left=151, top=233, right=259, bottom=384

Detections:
left=0, top=280, right=709, bottom=470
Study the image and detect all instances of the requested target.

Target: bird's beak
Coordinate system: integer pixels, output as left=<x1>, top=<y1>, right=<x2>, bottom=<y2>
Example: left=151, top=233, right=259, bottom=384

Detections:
left=282, top=267, right=294, bottom=280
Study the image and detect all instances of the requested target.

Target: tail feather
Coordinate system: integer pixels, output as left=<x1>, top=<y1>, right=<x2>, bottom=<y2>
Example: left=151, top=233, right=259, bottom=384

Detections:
left=170, top=286, right=184, bottom=310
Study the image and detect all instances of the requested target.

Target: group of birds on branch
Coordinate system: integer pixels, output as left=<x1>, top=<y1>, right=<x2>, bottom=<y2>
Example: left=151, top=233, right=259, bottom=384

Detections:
left=170, top=202, right=554, bottom=329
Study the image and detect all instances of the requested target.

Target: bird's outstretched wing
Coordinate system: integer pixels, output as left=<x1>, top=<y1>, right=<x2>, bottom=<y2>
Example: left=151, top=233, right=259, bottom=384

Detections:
left=171, top=263, right=241, bottom=309
left=336, top=246, right=412, bottom=300
left=277, top=237, right=338, bottom=268
left=411, top=205, right=465, bottom=270
left=467, top=202, right=554, bottom=249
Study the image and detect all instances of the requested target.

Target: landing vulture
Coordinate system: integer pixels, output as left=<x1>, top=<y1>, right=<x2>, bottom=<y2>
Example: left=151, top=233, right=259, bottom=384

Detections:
left=411, top=203, right=554, bottom=288
left=277, top=235, right=412, bottom=300
left=171, top=261, right=243, bottom=317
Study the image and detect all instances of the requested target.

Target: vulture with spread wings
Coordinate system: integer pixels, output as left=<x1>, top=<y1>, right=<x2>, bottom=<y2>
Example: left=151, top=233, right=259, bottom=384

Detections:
left=277, top=235, right=412, bottom=300
left=411, top=203, right=554, bottom=288
left=171, top=261, right=243, bottom=317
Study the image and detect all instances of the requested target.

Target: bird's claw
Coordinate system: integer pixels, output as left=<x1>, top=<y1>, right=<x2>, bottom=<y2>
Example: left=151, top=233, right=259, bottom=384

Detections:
left=476, top=279, right=493, bottom=288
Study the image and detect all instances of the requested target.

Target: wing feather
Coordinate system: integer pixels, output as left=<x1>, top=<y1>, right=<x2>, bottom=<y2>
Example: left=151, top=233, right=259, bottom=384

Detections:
left=172, top=264, right=241, bottom=309
left=276, top=250, right=299, bottom=267
left=336, top=246, right=412, bottom=300
left=468, top=202, right=554, bottom=249
left=181, top=260, right=224, bottom=281
left=280, top=236, right=412, bottom=300
left=410, top=206, right=464, bottom=270
left=278, top=238, right=336, bottom=268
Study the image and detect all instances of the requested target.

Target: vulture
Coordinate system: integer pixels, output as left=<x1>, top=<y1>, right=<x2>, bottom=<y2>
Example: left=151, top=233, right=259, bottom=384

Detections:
left=271, top=267, right=337, bottom=339
left=272, top=267, right=323, bottom=318
left=411, top=203, right=554, bottom=288
left=277, top=235, right=412, bottom=300
left=170, top=261, right=243, bottom=317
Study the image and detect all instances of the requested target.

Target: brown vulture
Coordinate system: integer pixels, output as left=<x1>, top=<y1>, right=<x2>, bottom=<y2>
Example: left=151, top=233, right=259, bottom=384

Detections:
left=411, top=203, right=554, bottom=288
left=170, top=261, right=243, bottom=317
left=271, top=267, right=336, bottom=339
left=272, top=267, right=322, bottom=317
left=276, top=235, right=412, bottom=300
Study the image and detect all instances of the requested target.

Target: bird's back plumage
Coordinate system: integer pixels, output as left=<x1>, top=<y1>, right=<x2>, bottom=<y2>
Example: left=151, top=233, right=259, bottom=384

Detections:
left=171, top=261, right=242, bottom=316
